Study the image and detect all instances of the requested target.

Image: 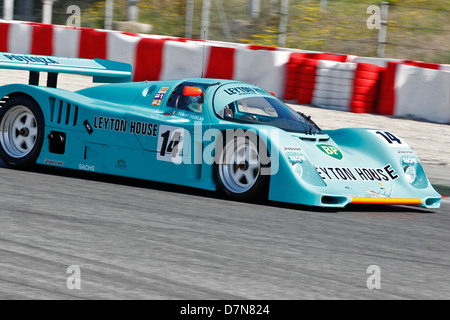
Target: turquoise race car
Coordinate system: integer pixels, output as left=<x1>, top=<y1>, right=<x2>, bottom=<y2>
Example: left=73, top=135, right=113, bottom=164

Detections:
left=0, top=53, right=441, bottom=208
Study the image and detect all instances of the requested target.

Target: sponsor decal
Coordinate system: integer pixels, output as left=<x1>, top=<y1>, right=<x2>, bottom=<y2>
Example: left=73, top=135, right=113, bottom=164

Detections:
left=3, top=53, right=59, bottom=64
left=316, top=144, right=343, bottom=160
left=223, top=86, right=267, bottom=96
left=283, top=146, right=302, bottom=152
left=93, top=116, right=127, bottom=133
left=316, top=164, right=399, bottom=182
left=129, top=121, right=158, bottom=136
left=286, top=152, right=305, bottom=165
left=365, top=182, right=393, bottom=198
left=79, top=164, right=95, bottom=172
left=401, top=157, right=418, bottom=165
left=115, top=159, right=127, bottom=170
left=152, top=100, right=162, bottom=107
left=316, top=166, right=357, bottom=181
left=44, top=159, right=64, bottom=166
left=397, top=150, right=414, bottom=155
left=172, top=110, right=204, bottom=121
left=151, top=87, right=169, bottom=106
left=93, top=116, right=158, bottom=137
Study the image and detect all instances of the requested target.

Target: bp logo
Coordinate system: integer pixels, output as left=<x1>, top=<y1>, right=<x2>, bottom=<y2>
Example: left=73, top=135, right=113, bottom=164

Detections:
left=316, top=144, right=344, bottom=160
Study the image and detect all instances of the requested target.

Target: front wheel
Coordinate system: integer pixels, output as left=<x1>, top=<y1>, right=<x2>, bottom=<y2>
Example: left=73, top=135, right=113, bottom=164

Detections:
left=215, top=135, right=270, bottom=201
left=0, top=96, right=45, bottom=169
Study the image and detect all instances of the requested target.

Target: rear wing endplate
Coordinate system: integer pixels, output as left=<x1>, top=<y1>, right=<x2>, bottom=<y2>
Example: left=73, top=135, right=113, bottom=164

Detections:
left=0, top=52, right=132, bottom=87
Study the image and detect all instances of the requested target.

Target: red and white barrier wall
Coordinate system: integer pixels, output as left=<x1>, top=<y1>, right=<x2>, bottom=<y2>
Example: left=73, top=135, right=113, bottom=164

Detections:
left=0, top=21, right=291, bottom=90
left=0, top=20, right=449, bottom=124
left=378, top=62, right=450, bottom=123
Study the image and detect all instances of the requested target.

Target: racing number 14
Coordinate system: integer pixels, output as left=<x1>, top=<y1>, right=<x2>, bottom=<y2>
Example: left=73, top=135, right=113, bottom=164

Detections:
left=375, top=131, right=402, bottom=145
left=160, top=130, right=181, bottom=157
left=369, top=129, right=410, bottom=148
left=157, top=125, right=184, bottom=164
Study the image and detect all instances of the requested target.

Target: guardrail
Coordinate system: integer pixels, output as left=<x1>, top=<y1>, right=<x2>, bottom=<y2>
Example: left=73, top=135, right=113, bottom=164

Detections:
left=1, top=20, right=449, bottom=124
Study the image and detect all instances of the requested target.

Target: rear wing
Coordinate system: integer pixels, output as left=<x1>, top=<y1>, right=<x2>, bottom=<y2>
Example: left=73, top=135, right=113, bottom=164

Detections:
left=0, top=52, right=132, bottom=87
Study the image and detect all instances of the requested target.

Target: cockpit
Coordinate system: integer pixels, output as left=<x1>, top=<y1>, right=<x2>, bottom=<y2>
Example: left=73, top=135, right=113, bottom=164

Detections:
left=167, top=82, right=205, bottom=114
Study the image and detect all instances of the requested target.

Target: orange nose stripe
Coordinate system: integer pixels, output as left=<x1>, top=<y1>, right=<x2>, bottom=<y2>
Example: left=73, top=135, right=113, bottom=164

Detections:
left=351, top=197, right=422, bottom=205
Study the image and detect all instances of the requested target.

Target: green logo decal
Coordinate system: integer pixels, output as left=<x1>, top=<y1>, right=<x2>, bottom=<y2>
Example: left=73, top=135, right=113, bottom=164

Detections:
left=316, top=144, right=344, bottom=160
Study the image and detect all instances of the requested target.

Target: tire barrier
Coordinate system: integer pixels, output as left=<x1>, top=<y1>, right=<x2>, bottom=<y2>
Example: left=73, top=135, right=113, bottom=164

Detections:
left=284, top=52, right=348, bottom=103
left=312, top=60, right=356, bottom=111
left=285, top=56, right=380, bottom=114
left=350, top=62, right=383, bottom=114
left=293, top=58, right=318, bottom=105
left=0, top=20, right=448, bottom=123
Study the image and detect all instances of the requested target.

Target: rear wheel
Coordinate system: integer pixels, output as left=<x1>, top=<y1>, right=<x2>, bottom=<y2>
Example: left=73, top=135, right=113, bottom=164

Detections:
left=0, top=96, right=45, bottom=168
left=216, top=134, right=270, bottom=201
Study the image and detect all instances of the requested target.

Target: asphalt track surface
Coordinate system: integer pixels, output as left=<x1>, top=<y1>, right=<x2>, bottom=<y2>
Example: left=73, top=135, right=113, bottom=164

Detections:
left=0, top=72, right=449, bottom=300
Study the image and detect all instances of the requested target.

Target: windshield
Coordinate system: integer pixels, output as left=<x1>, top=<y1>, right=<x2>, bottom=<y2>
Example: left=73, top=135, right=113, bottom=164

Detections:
left=215, top=96, right=323, bottom=134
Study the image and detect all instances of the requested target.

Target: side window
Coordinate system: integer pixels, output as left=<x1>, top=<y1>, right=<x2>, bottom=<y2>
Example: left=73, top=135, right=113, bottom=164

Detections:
left=218, top=102, right=236, bottom=119
left=167, top=84, right=204, bottom=114
left=167, top=84, right=183, bottom=109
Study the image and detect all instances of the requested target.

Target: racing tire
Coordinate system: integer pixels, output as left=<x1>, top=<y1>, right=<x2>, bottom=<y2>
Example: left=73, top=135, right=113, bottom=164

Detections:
left=215, top=133, right=270, bottom=201
left=0, top=96, right=45, bottom=169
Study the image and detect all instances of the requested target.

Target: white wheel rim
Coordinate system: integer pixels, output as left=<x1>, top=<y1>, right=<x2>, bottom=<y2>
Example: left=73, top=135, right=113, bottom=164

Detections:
left=0, top=105, right=38, bottom=158
left=219, top=138, right=261, bottom=194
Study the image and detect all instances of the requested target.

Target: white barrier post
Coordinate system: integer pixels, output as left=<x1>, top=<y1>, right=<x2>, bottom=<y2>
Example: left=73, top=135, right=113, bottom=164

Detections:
left=105, top=0, right=114, bottom=30
left=249, top=0, right=261, bottom=19
left=3, top=0, right=14, bottom=20
left=201, top=0, right=211, bottom=40
left=185, top=0, right=194, bottom=38
left=278, top=0, right=289, bottom=47
left=41, top=0, right=55, bottom=24
left=127, top=0, right=138, bottom=22
left=378, top=2, right=389, bottom=58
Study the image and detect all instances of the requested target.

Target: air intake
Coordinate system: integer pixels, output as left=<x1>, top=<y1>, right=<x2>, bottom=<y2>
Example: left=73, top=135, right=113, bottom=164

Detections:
left=49, top=98, right=78, bottom=126
left=321, top=195, right=348, bottom=206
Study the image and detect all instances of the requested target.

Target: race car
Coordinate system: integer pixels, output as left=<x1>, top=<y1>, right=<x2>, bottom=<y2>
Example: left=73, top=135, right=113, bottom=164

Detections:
left=0, top=52, right=441, bottom=208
